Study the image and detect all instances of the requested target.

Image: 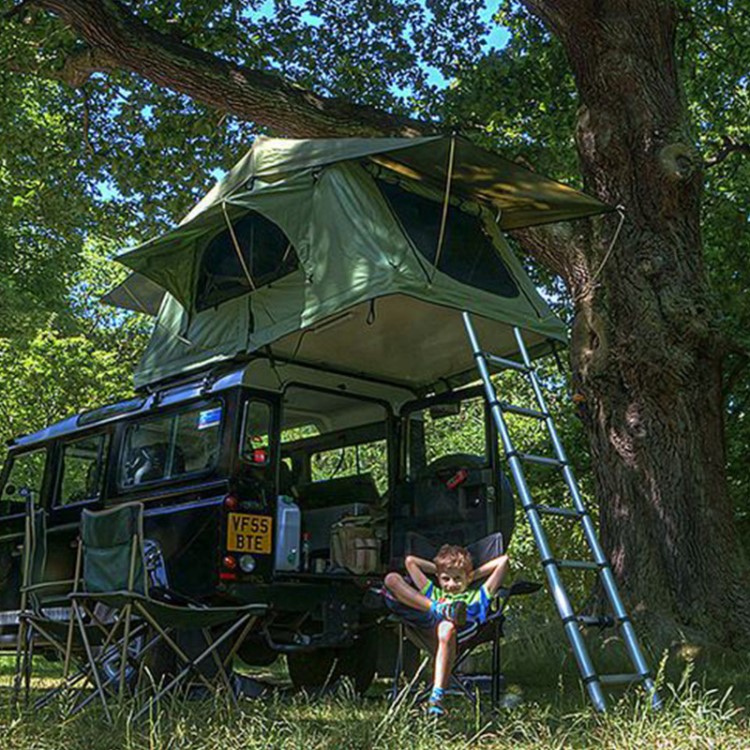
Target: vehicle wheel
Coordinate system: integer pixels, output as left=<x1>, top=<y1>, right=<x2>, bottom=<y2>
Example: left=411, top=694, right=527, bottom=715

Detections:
left=287, top=648, right=339, bottom=690
left=99, top=629, right=176, bottom=693
left=336, top=627, right=379, bottom=694
left=237, top=636, right=279, bottom=668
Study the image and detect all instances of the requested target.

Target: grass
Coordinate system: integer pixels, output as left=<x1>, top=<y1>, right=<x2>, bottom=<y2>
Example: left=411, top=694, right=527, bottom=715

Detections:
left=0, top=627, right=748, bottom=750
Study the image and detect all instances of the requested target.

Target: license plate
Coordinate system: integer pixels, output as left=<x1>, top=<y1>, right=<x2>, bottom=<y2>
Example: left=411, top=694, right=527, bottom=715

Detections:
left=226, top=513, right=273, bottom=554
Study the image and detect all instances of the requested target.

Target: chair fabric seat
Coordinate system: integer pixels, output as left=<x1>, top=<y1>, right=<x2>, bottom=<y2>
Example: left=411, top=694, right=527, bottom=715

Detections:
left=70, top=590, right=268, bottom=630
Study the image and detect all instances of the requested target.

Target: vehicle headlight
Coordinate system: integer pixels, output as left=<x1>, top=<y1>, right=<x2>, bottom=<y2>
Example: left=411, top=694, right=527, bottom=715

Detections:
left=239, top=555, right=256, bottom=573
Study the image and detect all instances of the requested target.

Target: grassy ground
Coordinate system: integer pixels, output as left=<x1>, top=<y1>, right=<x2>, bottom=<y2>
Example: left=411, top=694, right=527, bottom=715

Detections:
left=0, top=628, right=747, bottom=750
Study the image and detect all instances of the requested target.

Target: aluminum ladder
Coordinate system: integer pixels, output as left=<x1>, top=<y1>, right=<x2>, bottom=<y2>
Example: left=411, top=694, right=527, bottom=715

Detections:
left=463, top=312, right=660, bottom=712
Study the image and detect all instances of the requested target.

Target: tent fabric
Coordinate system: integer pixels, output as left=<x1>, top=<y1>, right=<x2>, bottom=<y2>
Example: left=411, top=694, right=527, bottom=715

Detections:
left=100, top=273, right=166, bottom=316
left=104, top=136, right=605, bottom=391
left=181, top=135, right=610, bottom=230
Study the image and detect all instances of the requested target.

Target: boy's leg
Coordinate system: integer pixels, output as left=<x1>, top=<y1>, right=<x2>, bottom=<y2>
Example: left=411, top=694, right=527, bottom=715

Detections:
left=383, top=572, right=432, bottom=612
left=428, top=621, right=456, bottom=716
left=433, top=620, right=456, bottom=690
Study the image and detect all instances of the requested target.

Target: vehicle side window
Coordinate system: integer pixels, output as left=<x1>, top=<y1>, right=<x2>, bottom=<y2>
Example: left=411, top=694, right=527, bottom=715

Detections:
left=241, top=400, right=272, bottom=465
left=58, top=433, right=109, bottom=506
left=0, top=449, right=47, bottom=514
left=121, top=402, right=223, bottom=487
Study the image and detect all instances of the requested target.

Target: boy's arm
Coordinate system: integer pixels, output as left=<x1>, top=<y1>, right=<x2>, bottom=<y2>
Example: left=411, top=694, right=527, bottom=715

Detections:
left=404, top=555, right=436, bottom=592
left=471, top=554, right=510, bottom=597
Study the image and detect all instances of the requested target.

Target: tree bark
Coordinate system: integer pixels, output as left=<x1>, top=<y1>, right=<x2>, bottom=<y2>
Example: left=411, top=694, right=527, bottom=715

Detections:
left=14, top=0, right=750, bottom=644
left=522, top=0, right=750, bottom=645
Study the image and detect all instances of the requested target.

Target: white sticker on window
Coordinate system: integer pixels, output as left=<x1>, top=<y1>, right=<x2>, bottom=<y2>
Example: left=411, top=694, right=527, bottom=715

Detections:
left=198, top=407, right=222, bottom=430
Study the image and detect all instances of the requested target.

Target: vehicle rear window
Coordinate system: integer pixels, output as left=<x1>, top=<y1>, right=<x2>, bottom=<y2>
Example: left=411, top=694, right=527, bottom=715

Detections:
left=241, top=400, right=272, bottom=466
left=58, top=433, right=109, bottom=506
left=0, top=449, right=47, bottom=515
left=120, top=402, right=223, bottom=487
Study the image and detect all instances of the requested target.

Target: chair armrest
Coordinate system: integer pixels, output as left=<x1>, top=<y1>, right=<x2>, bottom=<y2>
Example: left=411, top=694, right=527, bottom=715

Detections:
left=507, top=580, right=542, bottom=597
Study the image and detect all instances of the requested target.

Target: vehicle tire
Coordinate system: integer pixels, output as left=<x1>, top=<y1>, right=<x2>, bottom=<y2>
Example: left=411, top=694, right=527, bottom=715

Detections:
left=287, top=648, right=339, bottom=690
left=99, top=628, right=176, bottom=693
left=237, top=636, right=279, bottom=668
left=335, top=627, right=378, bottom=694
left=287, top=629, right=379, bottom=695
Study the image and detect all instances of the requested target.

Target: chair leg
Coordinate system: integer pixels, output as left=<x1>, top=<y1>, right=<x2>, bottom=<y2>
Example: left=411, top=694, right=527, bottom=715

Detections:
left=11, top=617, right=28, bottom=711
left=24, top=630, right=34, bottom=705
left=491, top=621, right=501, bottom=708
left=73, top=601, right=113, bottom=724
left=131, top=612, right=253, bottom=721
left=391, top=623, right=404, bottom=701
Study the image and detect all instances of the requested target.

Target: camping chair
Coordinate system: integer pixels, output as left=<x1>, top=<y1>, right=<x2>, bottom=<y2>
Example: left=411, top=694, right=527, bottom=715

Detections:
left=69, top=502, right=268, bottom=722
left=12, top=494, right=78, bottom=709
left=11, top=496, right=149, bottom=715
left=385, top=532, right=541, bottom=709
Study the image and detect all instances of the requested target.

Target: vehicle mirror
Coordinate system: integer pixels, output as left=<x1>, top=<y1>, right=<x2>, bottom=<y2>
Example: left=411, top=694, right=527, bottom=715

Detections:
left=429, top=402, right=461, bottom=420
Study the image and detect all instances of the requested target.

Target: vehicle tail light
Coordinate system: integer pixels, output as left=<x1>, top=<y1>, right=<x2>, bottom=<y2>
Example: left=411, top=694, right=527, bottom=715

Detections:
left=222, top=555, right=237, bottom=570
left=224, top=495, right=239, bottom=510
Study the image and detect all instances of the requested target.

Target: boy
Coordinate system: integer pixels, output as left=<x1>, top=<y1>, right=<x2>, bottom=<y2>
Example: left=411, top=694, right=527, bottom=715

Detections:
left=384, top=544, right=509, bottom=716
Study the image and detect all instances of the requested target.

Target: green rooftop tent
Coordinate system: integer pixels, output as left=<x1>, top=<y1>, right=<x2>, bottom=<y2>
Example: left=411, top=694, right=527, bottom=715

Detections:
left=103, top=135, right=611, bottom=394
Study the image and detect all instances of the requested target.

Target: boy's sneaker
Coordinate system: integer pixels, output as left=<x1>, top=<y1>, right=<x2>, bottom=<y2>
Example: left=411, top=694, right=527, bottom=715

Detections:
left=427, top=699, right=446, bottom=718
left=432, top=599, right=467, bottom=627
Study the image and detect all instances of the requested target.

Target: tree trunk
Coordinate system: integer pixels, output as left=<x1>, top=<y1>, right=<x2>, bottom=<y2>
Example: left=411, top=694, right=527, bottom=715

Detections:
left=525, top=0, right=750, bottom=645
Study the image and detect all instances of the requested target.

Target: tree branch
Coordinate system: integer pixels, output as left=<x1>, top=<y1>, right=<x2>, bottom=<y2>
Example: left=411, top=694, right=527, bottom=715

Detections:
left=21, top=0, right=431, bottom=138
left=5, top=45, right=115, bottom=88
left=11, top=0, right=585, bottom=285
left=705, top=136, right=750, bottom=168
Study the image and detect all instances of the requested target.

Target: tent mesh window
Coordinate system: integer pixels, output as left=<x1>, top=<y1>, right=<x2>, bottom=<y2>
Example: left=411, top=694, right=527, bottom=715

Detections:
left=377, top=180, right=519, bottom=298
left=195, top=211, right=298, bottom=311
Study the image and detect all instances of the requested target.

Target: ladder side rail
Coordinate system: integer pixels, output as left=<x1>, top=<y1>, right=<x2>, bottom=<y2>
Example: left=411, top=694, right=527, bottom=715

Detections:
left=512, top=326, right=661, bottom=708
left=463, top=313, right=607, bottom=712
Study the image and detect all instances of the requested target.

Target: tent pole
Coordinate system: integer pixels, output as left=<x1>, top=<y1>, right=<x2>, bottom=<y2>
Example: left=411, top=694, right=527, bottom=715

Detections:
left=431, top=134, right=457, bottom=283
left=221, top=201, right=257, bottom=291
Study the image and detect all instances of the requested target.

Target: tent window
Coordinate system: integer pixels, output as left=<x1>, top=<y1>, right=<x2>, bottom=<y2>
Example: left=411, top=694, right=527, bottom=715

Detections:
left=195, top=211, right=298, bottom=311
left=377, top=180, right=519, bottom=298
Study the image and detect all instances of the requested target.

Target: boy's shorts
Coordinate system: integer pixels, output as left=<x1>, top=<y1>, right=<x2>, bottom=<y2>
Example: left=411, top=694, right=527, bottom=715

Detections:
left=382, top=588, right=490, bottom=629
left=382, top=589, right=440, bottom=628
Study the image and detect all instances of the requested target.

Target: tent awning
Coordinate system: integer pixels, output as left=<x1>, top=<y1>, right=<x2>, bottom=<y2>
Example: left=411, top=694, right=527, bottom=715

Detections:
left=181, top=135, right=612, bottom=231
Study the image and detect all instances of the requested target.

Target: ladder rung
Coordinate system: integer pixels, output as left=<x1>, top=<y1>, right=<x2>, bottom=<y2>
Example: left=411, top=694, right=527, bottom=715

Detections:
left=485, top=353, right=527, bottom=373
left=599, top=673, right=643, bottom=686
left=535, top=505, right=582, bottom=518
left=517, top=453, right=564, bottom=467
left=501, top=403, right=548, bottom=419
left=577, top=615, right=615, bottom=628
left=556, top=560, right=601, bottom=571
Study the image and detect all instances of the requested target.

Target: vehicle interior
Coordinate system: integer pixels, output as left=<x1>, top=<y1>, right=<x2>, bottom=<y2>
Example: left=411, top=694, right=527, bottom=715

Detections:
left=270, top=381, right=513, bottom=578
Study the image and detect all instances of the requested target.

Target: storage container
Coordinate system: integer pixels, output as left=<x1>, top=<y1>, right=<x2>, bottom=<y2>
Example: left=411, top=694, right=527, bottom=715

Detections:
left=274, top=495, right=301, bottom=571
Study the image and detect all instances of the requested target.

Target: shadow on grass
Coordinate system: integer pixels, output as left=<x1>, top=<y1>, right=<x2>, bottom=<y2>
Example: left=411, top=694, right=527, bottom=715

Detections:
left=0, top=636, right=748, bottom=750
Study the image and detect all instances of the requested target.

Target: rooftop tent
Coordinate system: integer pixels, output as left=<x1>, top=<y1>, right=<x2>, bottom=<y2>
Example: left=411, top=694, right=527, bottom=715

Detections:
left=105, top=136, right=611, bottom=393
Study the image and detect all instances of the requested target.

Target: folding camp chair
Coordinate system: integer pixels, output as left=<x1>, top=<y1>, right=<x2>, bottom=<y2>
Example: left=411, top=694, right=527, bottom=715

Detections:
left=12, top=495, right=77, bottom=709
left=11, top=496, right=150, bottom=716
left=70, top=502, right=268, bottom=722
left=385, top=532, right=541, bottom=709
